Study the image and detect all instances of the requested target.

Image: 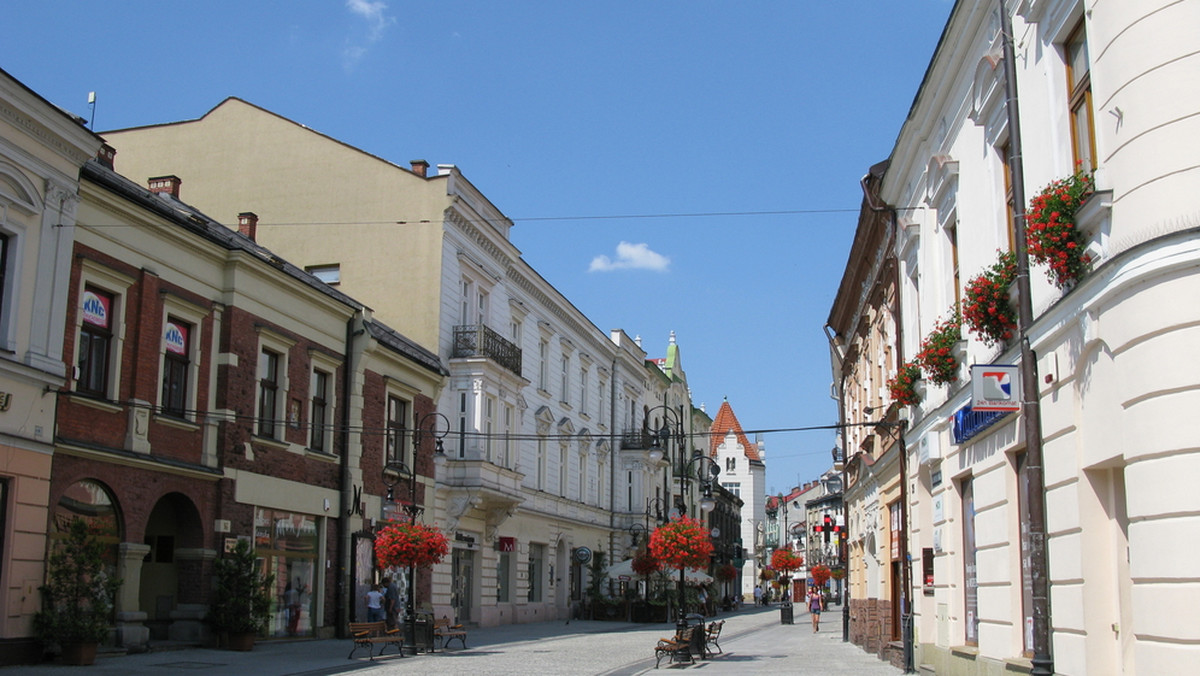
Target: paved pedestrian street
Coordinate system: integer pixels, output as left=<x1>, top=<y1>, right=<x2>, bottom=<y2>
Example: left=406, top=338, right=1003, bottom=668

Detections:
left=4, top=606, right=902, bottom=676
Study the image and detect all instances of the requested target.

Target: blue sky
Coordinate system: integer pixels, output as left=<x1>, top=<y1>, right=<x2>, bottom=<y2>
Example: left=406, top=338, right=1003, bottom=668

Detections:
left=5, top=1, right=954, bottom=494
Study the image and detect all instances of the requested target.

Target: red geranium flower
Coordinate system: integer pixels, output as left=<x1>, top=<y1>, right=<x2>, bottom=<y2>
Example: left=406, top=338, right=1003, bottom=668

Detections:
left=649, top=516, right=714, bottom=570
left=374, top=522, right=449, bottom=569
left=1025, top=169, right=1094, bottom=288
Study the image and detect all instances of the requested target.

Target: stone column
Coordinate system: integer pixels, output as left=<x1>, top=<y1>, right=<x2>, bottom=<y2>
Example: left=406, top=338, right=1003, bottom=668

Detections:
left=115, top=543, right=151, bottom=649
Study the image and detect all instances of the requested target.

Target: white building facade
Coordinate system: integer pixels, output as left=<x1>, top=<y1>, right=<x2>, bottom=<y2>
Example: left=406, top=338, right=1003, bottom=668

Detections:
left=873, top=1, right=1200, bottom=674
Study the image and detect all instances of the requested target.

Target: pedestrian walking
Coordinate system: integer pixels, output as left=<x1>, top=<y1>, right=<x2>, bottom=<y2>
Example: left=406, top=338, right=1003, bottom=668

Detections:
left=809, top=587, right=823, bottom=632
left=365, top=583, right=385, bottom=622
left=754, top=584, right=763, bottom=606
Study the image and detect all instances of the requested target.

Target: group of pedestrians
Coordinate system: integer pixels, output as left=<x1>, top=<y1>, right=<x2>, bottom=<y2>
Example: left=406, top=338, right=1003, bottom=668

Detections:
left=364, top=576, right=402, bottom=627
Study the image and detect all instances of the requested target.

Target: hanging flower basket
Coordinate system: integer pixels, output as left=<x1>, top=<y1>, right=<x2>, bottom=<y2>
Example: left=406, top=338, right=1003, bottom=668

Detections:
left=830, top=567, right=846, bottom=582
left=770, top=547, right=804, bottom=575
left=649, top=516, right=714, bottom=570
left=759, top=567, right=776, bottom=583
left=887, top=362, right=922, bottom=407
left=1026, top=167, right=1095, bottom=288
left=810, top=564, right=833, bottom=588
left=632, top=551, right=662, bottom=577
left=374, top=522, right=449, bottom=569
left=963, top=250, right=1018, bottom=346
left=715, top=563, right=738, bottom=582
left=916, top=309, right=963, bottom=386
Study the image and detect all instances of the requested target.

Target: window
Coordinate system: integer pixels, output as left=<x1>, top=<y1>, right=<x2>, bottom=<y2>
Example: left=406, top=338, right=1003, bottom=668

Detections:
left=386, top=396, right=409, bottom=466
left=946, top=222, right=961, bottom=310
left=310, top=370, right=331, bottom=452
left=258, top=348, right=281, bottom=438
left=459, top=279, right=472, bottom=325
left=537, top=438, right=547, bottom=490
left=527, top=543, right=545, bottom=602
left=560, top=356, right=570, bottom=403
left=726, top=457, right=737, bottom=473
left=559, top=446, right=569, bottom=497
left=538, top=340, right=548, bottom=391
left=0, top=234, right=8, bottom=323
left=484, top=396, right=495, bottom=463
left=306, top=264, right=340, bottom=285
left=160, top=316, right=192, bottom=417
left=78, top=287, right=115, bottom=397
left=1000, top=143, right=1016, bottom=251
left=456, top=392, right=468, bottom=459
left=961, top=477, right=979, bottom=646
left=502, top=405, right=514, bottom=468
left=723, top=481, right=741, bottom=498
left=580, top=367, right=589, bottom=412
left=1066, top=20, right=1096, bottom=172
left=497, top=550, right=512, bottom=603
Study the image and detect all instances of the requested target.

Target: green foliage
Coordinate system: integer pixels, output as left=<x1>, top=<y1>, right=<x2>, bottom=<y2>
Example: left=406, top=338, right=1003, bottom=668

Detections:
left=34, top=518, right=123, bottom=645
left=586, top=549, right=607, bottom=600
left=207, top=540, right=275, bottom=635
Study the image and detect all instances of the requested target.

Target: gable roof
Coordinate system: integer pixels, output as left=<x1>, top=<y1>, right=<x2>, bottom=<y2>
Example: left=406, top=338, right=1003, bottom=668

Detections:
left=709, top=399, right=760, bottom=461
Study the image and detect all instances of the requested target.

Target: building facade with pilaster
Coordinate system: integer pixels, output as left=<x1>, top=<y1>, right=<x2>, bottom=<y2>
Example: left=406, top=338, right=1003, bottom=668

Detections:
left=848, top=2, right=1200, bottom=674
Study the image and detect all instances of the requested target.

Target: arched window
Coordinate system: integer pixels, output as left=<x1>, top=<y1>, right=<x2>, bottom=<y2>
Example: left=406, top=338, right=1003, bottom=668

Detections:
left=52, top=479, right=122, bottom=565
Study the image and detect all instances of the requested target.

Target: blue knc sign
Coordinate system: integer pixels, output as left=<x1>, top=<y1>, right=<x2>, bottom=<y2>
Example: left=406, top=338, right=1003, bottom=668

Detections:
left=952, top=405, right=1012, bottom=444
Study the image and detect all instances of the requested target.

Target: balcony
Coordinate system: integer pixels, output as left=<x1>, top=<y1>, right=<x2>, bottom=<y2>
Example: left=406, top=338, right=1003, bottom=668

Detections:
left=619, top=428, right=652, bottom=450
left=452, top=324, right=522, bottom=377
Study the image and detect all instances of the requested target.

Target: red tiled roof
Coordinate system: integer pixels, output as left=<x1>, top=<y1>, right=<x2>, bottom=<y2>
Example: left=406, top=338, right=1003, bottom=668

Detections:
left=709, top=400, right=760, bottom=461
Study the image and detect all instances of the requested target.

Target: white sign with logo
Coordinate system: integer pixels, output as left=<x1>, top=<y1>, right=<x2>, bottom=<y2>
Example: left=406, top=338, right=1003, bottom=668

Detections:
left=971, top=364, right=1021, bottom=412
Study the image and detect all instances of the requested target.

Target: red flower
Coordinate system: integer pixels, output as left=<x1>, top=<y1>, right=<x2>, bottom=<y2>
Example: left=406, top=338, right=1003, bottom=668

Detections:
left=963, top=250, right=1018, bottom=347
left=715, top=563, right=738, bottom=582
left=1025, top=169, right=1094, bottom=288
left=632, top=551, right=661, bottom=577
left=771, top=547, right=804, bottom=574
left=374, top=522, right=449, bottom=569
left=649, top=516, right=714, bottom=570
left=887, top=362, right=921, bottom=407
left=811, top=564, right=833, bottom=587
left=916, top=309, right=962, bottom=386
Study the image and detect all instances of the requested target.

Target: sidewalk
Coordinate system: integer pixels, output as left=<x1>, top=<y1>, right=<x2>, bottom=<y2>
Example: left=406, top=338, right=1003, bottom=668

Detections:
left=3, top=604, right=902, bottom=675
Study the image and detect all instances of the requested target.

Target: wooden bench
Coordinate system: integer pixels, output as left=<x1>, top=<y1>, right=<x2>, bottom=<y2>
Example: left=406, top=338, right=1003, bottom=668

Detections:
left=654, top=626, right=696, bottom=668
left=433, top=616, right=468, bottom=649
left=704, top=620, right=725, bottom=655
left=347, top=620, right=404, bottom=660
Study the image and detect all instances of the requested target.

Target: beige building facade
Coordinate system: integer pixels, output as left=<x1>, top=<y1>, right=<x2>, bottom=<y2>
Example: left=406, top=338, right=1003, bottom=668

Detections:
left=0, top=69, right=102, bottom=664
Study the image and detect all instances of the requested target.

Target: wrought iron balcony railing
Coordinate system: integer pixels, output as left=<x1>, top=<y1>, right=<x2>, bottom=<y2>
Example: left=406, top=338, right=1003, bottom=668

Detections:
left=452, top=324, right=522, bottom=377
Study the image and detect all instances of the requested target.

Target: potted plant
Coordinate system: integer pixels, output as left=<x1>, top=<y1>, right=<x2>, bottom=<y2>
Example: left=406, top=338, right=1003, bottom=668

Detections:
left=1026, top=167, right=1095, bottom=288
left=34, top=518, right=122, bottom=665
left=208, top=539, right=274, bottom=651
left=915, top=309, right=963, bottom=386
left=963, top=250, right=1018, bottom=346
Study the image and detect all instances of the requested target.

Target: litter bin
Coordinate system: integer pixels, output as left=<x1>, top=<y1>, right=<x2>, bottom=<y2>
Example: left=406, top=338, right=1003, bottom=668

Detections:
left=684, top=614, right=707, bottom=658
left=407, top=613, right=435, bottom=653
left=780, top=603, right=794, bottom=625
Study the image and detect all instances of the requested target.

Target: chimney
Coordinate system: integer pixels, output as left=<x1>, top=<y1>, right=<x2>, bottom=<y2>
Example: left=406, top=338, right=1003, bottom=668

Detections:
left=148, top=175, right=182, bottom=198
left=238, top=212, right=258, bottom=241
left=410, top=159, right=429, bottom=177
left=97, top=144, right=116, bottom=170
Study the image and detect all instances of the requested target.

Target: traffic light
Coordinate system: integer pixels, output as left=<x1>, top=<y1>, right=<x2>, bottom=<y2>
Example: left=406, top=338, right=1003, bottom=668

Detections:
left=823, top=514, right=832, bottom=544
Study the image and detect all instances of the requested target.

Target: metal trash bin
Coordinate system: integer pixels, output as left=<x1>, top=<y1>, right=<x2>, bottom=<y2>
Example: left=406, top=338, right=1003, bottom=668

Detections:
left=780, top=603, right=794, bottom=625
left=407, top=613, right=435, bottom=653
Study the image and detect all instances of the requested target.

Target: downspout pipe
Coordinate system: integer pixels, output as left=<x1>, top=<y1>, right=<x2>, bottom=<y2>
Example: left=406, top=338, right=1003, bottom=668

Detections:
left=998, top=2, right=1052, bottom=673
left=337, top=312, right=366, bottom=636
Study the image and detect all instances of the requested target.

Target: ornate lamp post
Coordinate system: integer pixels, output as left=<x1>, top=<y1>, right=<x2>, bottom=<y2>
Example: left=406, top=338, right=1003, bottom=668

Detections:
left=382, top=411, right=446, bottom=653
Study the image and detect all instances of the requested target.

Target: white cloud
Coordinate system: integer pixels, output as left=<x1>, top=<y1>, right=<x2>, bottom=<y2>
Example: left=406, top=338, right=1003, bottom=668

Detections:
left=589, top=242, right=671, bottom=273
left=343, top=0, right=395, bottom=70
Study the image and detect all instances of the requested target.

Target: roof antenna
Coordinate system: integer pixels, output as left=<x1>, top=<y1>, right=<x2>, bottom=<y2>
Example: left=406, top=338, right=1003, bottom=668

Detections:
left=87, top=92, right=96, bottom=129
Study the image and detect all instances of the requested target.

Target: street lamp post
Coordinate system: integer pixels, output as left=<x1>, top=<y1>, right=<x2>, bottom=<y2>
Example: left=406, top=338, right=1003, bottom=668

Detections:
left=382, top=411, right=446, bottom=654
left=644, top=405, right=719, bottom=632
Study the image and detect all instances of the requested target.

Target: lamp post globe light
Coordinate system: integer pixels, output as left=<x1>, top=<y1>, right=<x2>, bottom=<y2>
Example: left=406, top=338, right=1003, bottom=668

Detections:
left=381, top=411, right=447, bottom=653
left=643, top=404, right=719, bottom=633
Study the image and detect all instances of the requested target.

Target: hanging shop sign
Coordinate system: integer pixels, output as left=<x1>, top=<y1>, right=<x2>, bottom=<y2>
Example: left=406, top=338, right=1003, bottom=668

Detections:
left=970, top=364, right=1021, bottom=412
